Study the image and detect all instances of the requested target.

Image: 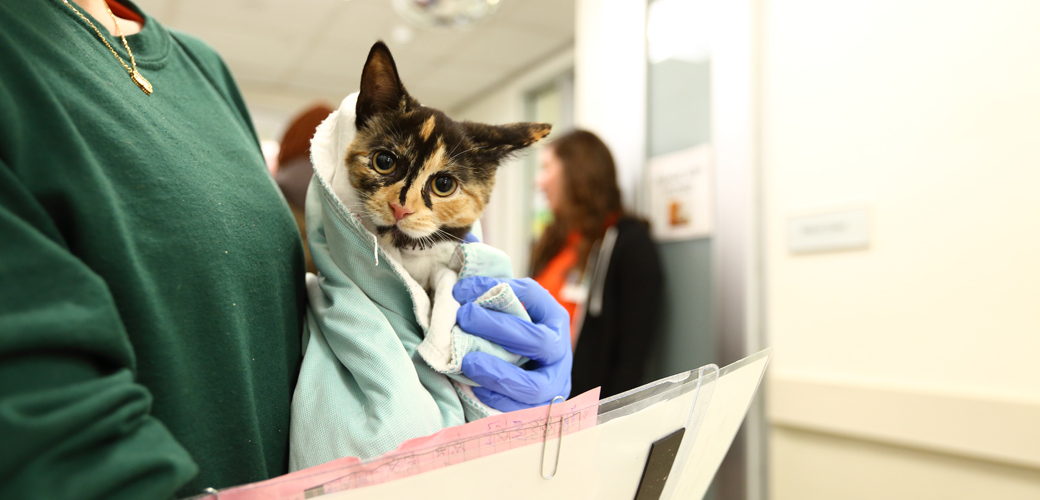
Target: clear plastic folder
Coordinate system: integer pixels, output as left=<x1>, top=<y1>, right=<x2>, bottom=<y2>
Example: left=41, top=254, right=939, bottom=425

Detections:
left=192, top=349, right=770, bottom=500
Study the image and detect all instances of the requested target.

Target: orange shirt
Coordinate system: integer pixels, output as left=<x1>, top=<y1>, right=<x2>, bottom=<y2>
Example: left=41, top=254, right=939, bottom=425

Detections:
left=533, top=231, right=584, bottom=348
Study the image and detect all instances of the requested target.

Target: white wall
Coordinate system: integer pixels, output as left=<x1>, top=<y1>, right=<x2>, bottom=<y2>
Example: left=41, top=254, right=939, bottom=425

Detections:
left=451, top=49, right=575, bottom=277
left=574, top=0, right=648, bottom=211
left=762, top=0, right=1040, bottom=498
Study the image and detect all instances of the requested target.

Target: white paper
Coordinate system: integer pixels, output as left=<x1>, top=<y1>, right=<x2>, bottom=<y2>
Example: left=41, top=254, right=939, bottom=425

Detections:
left=316, top=351, right=769, bottom=500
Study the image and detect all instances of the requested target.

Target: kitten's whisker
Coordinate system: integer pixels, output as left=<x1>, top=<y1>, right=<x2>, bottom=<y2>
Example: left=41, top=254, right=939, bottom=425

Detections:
left=434, top=229, right=464, bottom=243
left=340, top=203, right=369, bottom=212
left=390, top=122, right=405, bottom=142
left=446, top=141, right=463, bottom=163
left=448, top=145, right=486, bottom=164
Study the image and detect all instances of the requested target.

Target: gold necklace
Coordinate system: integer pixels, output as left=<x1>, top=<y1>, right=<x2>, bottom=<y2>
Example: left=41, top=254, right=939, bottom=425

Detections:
left=63, top=0, right=153, bottom=95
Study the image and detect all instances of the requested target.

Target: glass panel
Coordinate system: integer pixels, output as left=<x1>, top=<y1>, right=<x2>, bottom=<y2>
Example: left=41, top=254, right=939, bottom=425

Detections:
left=523, top=72, right=575, bottom=269
left=527, top=84, right=562, bottom=242
left=646, top=1, right=717, bottom=497
left=648, top=0, right=712, bottom=156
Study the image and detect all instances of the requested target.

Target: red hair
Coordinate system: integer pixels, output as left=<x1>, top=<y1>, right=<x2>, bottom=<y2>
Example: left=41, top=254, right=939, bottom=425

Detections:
left=277, top=103, right=335, bottom=168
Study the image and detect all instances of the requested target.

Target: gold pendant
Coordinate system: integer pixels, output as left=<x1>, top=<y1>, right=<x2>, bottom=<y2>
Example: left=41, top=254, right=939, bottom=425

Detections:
left=132, top=70, right=153, bottom=95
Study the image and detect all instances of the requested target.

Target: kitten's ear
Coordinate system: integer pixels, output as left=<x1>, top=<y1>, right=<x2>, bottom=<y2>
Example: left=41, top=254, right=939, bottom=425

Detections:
left=463, top=122, right=553, bottom=165
left=356, top=42, right=409, bottom=130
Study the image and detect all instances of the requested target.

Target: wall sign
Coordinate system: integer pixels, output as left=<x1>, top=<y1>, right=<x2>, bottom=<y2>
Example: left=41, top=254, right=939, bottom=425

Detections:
left=647, top=144, right=714, bottom=241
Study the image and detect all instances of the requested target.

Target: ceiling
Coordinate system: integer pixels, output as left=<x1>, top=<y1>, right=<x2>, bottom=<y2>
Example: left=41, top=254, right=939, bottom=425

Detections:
left=135, top=0, right=575, bottom=118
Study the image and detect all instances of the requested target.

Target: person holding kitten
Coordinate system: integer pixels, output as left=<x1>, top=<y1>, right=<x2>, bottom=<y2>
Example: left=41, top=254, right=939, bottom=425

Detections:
left=0, top=1, right=570, bottom=499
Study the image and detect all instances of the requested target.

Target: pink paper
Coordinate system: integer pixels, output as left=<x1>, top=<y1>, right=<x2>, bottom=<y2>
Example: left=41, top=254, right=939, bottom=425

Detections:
left=210, top=388, right=601, bottom=500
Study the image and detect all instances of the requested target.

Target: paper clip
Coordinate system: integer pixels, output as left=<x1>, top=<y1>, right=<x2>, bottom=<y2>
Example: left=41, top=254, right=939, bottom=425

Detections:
left=540, top=395, right=566, bottom=480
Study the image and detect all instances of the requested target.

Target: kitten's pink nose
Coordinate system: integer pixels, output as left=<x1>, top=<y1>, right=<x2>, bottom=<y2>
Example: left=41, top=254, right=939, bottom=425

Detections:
left=389, top=202, right=414, bottom=222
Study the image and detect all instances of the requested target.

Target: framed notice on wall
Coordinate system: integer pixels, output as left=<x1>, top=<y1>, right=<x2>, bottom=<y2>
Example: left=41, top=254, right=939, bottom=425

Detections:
left=647, top=144, right=714, bottom=241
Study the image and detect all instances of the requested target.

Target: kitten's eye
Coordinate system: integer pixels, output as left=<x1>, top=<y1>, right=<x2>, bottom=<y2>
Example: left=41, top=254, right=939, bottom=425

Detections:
left=372, top=151, right=396, bottom=174
left=431, top=175, right=457, bottom=197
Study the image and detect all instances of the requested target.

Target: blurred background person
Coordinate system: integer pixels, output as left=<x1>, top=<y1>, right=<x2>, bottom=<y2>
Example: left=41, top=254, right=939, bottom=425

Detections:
left=273, top=103, right=334, bottom=274
left=531, top=130, right=663, bottom=398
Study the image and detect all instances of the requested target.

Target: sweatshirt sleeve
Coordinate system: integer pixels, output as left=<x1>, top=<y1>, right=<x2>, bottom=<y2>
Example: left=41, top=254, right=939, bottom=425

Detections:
left=0, top=159, right=199, bottom=499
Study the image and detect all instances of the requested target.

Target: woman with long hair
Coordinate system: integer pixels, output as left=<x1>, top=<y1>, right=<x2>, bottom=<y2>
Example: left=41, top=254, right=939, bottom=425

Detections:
left=531, top=130, right=664, bottom=398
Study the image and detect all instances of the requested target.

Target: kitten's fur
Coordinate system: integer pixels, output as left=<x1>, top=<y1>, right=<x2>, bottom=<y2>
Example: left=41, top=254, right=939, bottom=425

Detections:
left=336, top=42, right=550, bottom=289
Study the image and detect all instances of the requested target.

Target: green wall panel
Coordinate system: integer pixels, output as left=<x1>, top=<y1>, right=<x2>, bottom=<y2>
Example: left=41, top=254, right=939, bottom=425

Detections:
left=649, top=238, right=715, bottom=380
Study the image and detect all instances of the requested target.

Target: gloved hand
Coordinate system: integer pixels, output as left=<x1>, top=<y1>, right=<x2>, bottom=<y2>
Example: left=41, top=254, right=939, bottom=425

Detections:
left=454, top=276, right=573, bottom=412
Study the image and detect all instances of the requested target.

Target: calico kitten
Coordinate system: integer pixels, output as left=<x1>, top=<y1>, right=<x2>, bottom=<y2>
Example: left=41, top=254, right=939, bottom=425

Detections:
left=336, top=41, right=550, bottom=288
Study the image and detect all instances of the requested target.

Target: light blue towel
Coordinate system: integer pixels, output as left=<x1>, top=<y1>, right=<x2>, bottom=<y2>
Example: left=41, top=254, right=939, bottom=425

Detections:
left=436, top=244, right=530, bottom=420
left=288, top=93, right=527, bottom=471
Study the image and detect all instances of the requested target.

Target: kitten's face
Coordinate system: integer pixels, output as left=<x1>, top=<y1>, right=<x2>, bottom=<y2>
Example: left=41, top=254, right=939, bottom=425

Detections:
left=345, top=42, right=550, bottom=250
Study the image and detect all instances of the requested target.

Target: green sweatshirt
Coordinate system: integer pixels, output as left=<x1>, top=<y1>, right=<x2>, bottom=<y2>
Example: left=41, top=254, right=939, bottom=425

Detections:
left=0, top=1, right=305, bottom=498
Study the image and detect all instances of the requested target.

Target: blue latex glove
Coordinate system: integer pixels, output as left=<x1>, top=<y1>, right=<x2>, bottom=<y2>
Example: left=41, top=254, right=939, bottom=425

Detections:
left=454, top=276, right=573, bottom=412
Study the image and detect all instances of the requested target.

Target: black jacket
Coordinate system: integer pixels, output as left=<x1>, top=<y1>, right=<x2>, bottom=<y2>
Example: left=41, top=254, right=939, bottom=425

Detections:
left=571, top=218, right=663, bottom=399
